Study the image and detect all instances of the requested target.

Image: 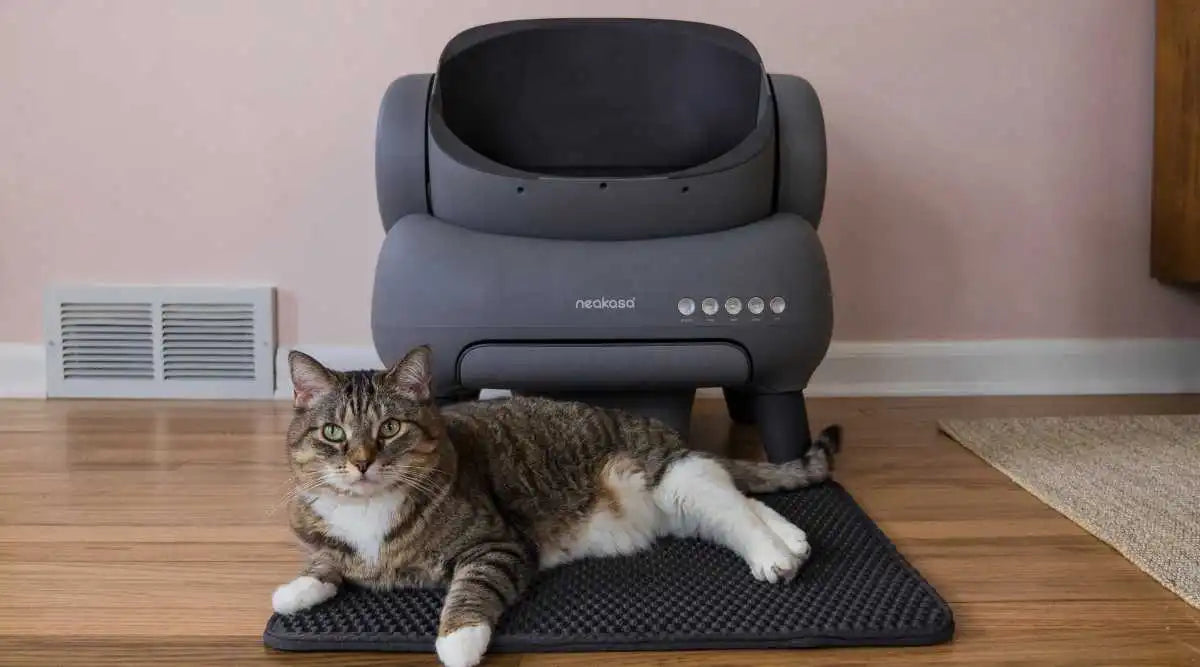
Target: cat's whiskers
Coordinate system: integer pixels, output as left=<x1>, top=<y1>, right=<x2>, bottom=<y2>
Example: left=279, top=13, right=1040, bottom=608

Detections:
left=387, top=472, right=439, bottom=497
left=274, top=480, right=323, bottom=507
left=267, top=472, right=339, bottom=515
left=390, top=463, right=449, bottom=477
left=383, top=468, right=444, bottom=498
left=390, top=464, right=451, bottom=486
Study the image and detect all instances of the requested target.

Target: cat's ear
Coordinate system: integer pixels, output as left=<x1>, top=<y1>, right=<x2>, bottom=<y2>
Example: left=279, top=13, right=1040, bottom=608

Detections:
left=384, top=345, right=433, bottom=403
left=289, top=350, right=337, bottom=409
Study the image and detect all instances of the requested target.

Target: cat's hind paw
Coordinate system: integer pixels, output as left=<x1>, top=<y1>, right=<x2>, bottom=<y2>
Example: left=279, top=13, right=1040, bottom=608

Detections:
left=746, top=544, right=801, bottom=584
left=272, top=575, right=337, bottom=615
left=748, top=499, right=812, bottom=562
left=436, top=624, right=492, bottom=667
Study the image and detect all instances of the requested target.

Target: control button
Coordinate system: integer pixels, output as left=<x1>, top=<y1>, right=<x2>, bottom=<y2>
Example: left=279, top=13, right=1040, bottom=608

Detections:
left=769, top=296, right=787, bottom=314
left=677, top=298, right=695, bottom=316
left=724, top=297, right=742, bottom=315
left=701, top=298, right=719, bottom=316
left=747, top=297, right=765, bottom=315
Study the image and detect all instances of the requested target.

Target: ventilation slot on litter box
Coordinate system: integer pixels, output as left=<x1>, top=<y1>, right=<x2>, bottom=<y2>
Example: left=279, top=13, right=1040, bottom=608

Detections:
left=45, top=286, right=275, bottom=399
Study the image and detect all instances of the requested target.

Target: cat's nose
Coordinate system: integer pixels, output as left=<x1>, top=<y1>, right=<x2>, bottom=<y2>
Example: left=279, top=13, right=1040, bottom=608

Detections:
left=352, top=459, right=372, bottom=473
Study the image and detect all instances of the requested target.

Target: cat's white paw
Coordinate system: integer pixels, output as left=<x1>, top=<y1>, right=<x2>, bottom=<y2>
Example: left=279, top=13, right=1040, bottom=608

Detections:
left=436, top=624, right=492, bottom=667
left=772, top=522, right=811, bottom=561
left=272, top=575, right=337, bottom=614
left=746, top=544, right=801, bottom=584
left=749, top=499, right=812, bottom=561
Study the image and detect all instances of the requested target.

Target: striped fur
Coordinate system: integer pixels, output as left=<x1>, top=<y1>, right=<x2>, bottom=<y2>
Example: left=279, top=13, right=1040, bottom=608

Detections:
left=273, top=346, right=842, bottom=667
left=721, top=424, right=841, bottom=493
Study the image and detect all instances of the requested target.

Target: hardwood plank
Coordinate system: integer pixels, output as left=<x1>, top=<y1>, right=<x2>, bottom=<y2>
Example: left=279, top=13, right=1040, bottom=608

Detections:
left=0, top=639, right=509, bottom=666
left=1, top=395, right=1198, bottom=665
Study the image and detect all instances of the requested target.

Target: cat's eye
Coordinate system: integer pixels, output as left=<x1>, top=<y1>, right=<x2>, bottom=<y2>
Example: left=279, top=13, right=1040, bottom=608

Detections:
left=379, top=418, right=404, bottom=439
left=321, top=424, right=346, bottom=442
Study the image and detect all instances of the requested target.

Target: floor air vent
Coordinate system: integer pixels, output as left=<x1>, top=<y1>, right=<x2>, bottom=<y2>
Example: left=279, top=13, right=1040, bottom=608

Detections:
left=45, top=286, right=275, bottom=399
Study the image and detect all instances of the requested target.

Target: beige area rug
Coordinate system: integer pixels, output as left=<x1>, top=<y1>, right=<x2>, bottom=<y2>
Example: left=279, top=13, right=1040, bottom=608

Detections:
left=938, top=414, right=1199, bottom=609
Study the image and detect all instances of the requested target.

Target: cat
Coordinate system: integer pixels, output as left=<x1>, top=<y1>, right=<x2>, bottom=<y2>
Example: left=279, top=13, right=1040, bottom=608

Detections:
left=271, top=345, right=842, bottom=667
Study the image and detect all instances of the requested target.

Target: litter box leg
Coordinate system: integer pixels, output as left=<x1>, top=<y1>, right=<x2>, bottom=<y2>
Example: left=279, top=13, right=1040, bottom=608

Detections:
left=754, top=390, right=813, bottom=464
left=722, top=387, right=757, bottom=425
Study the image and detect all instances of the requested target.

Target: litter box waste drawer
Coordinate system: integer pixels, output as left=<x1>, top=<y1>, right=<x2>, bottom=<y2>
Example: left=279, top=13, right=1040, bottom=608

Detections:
left=457, top=342, right=750, bottom=390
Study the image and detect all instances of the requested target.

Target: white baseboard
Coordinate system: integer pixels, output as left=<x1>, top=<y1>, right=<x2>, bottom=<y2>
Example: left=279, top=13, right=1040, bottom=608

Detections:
left=4, top=340, right=1198, bottom=400
left=802, top=338, right=1200, bottom=396
left=270, top=338, right=1200, bottom=401
left=0, top=344, right=46, bottom=398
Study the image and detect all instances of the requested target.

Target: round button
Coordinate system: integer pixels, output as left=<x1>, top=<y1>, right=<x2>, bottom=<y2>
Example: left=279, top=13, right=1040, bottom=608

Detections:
left=724, top=297, right=742, bottom=315
left=677, top=298, right=695, bottom=316
left=701, top=298, right=719, bottom=316
left=769, top=296, right=787, bottom=314
left=747, top=297, right=765, bottom=315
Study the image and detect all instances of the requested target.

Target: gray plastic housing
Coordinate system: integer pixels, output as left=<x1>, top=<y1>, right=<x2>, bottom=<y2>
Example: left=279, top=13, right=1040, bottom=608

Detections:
left=376, top=19, right=826, bottom=238
left=371, top=18, right=833, bottom=400
left=459, top=342, right=751, bottom=391
left=372, top=213, right=832, bottom=395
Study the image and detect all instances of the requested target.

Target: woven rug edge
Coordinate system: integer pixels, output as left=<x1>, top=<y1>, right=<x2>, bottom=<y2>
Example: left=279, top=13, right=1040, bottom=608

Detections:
left=936, top=417, right=1199, bottom=611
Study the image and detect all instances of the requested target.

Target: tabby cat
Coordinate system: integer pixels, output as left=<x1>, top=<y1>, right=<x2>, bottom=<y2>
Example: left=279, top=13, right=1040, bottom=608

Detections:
left=272, top=345, right=842, bottom=667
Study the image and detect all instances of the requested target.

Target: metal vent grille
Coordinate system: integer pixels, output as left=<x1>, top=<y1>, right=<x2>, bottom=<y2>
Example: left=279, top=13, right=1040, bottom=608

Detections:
left=162, top=303, right=256, bottom=381
left=45, top=286, right=275, bottom=399
left=60, top=302, right=155, bottom=380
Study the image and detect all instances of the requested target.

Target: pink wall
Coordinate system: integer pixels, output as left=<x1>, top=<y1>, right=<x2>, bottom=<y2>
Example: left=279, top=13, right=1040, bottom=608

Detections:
left=2, top=0, right=1196, bottom=345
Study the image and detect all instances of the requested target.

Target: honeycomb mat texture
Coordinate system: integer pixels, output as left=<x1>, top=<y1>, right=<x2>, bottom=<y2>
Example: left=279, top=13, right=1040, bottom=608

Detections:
left=263, top=482, right=954, bottom=653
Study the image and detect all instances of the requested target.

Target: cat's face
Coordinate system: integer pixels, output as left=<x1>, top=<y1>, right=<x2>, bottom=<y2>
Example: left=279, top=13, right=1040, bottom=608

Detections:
left=285, top=346, right=446, bottom=498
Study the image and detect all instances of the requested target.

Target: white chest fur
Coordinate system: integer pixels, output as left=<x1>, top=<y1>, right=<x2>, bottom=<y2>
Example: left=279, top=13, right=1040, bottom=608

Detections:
left=306, top=492, right=406, bottom=566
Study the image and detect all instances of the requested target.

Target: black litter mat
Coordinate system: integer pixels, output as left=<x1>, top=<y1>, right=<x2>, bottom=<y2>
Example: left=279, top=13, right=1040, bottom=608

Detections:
left=263, top=482, right=954, bottom=654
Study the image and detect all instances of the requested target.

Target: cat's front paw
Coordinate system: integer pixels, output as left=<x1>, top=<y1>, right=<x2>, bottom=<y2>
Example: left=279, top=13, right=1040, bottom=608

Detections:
left=435, top=623, right=492, bottom=667
left=272, top=575, right=337, bottom=614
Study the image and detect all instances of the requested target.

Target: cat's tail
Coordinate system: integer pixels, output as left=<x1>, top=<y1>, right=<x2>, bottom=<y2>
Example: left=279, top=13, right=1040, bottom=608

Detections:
left=720, top=424, right=842, bottom=493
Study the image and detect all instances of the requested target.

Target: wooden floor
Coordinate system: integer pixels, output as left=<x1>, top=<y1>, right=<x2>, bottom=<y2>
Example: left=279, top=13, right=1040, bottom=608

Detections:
left=1, top=395, right=1199, bottom=665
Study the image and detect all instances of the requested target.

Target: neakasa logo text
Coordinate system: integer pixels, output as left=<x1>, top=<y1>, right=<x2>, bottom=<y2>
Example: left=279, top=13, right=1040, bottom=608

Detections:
left=574, top=297, right=636, bottom=310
